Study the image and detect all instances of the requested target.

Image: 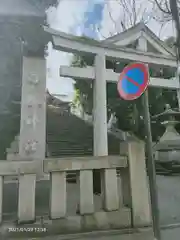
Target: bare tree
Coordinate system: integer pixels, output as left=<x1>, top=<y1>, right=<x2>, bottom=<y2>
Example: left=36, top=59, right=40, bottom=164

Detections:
left=95, top=0, right=156, bottom=39
left=154, top=0, right=171, bottom=15
left=152, top=0, right=180, bottom=22
left=150, top=0, right=180, bottom=38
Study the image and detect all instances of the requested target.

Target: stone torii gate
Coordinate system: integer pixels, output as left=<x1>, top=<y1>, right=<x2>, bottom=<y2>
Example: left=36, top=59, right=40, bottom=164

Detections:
left=12, top=23, right=179, bottom=230
left=43, top=23, right=178, bottom=160
left=17, top=23, right=179, bottom=163
left=43, top=24, right=178, bottom=226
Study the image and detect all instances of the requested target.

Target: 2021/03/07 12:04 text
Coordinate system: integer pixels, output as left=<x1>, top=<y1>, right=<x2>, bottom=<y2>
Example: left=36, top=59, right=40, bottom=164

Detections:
left=8, top=227, right=47, bottom=232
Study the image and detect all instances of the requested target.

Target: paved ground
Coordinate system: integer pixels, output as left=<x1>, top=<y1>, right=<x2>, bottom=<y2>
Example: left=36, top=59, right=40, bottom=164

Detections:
left=8, top=227, right=180, bottom=240
left=157, top=175, right=180, bottom=225
left=55, top=227, right=180, bottom=240
left=45, top=228, right=180, bottom=240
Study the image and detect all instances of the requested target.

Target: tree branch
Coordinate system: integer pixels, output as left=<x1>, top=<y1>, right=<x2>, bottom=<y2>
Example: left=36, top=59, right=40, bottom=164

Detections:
left=132, top=0, right=137, bottom=25
left=105, top=1, right=119, bottom=34
left=154, top=0, right=171, bottom=14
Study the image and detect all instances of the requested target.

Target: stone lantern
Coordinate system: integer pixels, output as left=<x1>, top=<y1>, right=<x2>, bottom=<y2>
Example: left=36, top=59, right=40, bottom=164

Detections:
left=152, top=104, right=180, bottom=171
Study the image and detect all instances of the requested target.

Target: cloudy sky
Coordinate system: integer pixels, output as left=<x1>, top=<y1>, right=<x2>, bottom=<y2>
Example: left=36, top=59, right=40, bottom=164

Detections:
left=46, top=0, right=175, bottom=101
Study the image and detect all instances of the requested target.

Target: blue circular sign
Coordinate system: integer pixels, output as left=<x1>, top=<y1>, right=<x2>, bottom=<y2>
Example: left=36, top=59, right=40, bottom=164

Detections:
left=117, top=63, right=149, bottom=100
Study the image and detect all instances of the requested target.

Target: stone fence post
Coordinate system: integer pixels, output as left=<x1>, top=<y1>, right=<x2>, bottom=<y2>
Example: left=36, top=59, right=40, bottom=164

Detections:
left=120, top=141, right=151, bottom=227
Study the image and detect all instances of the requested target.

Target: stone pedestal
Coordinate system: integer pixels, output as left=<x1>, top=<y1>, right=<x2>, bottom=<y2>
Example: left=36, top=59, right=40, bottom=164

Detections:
left=120, top=141, right=151, bottom=227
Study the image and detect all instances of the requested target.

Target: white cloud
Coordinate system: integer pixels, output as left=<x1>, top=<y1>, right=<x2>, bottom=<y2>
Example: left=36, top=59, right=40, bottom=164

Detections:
left=46, top=0, right=88, bottom=33
left=99, top=1, right=123, bottom=39
left=46, top=0, right=89, bottom=101
left=46, top=42, right=74, bottom=95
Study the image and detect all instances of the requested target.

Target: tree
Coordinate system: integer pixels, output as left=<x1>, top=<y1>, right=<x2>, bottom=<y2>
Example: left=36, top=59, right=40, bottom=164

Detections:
left=71, top=40, right=94, bottom=115
left=154, top=0, right=180, bottom=16
left=153, top=0, right=180, bottom=28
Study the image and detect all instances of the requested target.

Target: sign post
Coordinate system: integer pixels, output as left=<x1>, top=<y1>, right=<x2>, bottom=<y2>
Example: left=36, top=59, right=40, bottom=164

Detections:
left=142, top=91, right=161, bottom=240
left=117, top=62, right=161, bottom=240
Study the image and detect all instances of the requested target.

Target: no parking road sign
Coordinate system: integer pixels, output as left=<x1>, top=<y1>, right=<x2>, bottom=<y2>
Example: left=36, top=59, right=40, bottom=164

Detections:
left=117, top=62, right=149, bottom=100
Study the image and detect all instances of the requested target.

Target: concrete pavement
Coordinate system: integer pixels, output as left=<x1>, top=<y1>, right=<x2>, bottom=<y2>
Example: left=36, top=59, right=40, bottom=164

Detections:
left=157, top=175, right=180, bottom=225
left=8, top=227, right=180, bottom=240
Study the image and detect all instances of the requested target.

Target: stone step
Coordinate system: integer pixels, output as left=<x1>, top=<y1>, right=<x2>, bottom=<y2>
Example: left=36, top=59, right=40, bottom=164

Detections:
left=47, top=127, right=92, bottom=132
left=48, top=143, right=93, bottom=148
left=49, top=151, right=93, bottom=156
left=47, top=127, right=92, bottom=131
left=49, top=149, right=93, bottom=153
left=47, top=135, right=93, bottom=140
left=50, top=152, right=93, bottom=157
left=47, top=139, right=93, bottom=144
left=47, top=131, right=92, bottom=135
left=47, top=137, right=93, bottom=143
left=47, top=121, right=92, bottom=130
left=47, top=144, right=93, bottom=150
left=47, top=140, right=93, bottom=146
left=48, top=148, right=93, bottom=153
left=46, top=109, right=120, bottom=157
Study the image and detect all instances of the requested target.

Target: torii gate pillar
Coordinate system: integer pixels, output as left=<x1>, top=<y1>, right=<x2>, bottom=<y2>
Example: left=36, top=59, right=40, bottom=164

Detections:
left=93, top=53, right=108, bottom=156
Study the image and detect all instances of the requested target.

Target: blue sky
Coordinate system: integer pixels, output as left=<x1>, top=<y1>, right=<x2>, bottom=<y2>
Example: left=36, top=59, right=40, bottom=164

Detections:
left=68, top=0, right=105, bottom=39
left=82, top=1, right=105, bottom=39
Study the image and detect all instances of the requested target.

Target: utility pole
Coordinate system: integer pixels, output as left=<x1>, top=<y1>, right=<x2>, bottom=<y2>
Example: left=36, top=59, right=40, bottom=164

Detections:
left=169, top=0, right=180, bottom=108
left=169, top=0, right=180, bottom=59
